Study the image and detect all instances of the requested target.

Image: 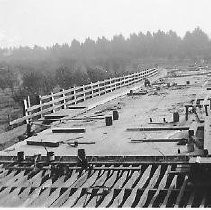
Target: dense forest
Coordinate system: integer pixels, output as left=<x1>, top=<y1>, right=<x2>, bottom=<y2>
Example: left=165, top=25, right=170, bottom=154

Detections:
left=0, top=27, right=211, bottom=104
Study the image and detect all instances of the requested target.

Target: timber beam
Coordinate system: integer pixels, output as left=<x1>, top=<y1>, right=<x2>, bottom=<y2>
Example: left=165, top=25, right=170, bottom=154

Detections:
left=126, top=127, right=190, bottom=131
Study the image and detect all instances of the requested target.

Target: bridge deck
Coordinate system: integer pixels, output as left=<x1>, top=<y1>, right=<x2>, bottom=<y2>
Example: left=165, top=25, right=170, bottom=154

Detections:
left=0, top=73, right=207, bottom=157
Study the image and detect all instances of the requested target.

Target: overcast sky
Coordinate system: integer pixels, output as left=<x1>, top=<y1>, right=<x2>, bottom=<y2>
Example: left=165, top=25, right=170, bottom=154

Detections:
left=0, top=0, right=211, bottom=47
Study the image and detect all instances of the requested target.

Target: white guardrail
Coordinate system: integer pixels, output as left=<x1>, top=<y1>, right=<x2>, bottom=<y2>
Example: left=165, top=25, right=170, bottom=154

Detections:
left=10, top=68, right=158, bottom=126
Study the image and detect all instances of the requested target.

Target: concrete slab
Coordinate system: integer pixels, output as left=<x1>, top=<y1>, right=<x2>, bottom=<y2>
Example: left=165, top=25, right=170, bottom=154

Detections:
left=0, top=70, right=207, bottom=158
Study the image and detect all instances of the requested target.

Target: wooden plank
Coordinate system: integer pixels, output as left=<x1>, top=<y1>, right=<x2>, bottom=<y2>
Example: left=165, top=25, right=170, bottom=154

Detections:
left=110, top=189, right=125, bottom=207
left=160, top=175, right=177, bottom=207
left=136, top=165, right=161, bottom=207
left=81, top=171, right=99, bottom=188
left=42, top=187, right=61, bottom=207
left=27, top=140, right=59, bottom=147
left=174, top=175, right=188, bottom=208
left=148, top=165, right=171, bottom=207
left=20, top=187, right=42, bottom=207
left=0, top=187, right=22, bottom=207
left=51, top=175, right=65, bottom=187
left=61, top=188, right=83, bottom=207
left=29, top=187, right=51, bottom=207
left=10, top=187, right=32, bottom=207
left=61, top=170, right=78, bottom=187
left=123, top=170, right=140, bottom=188
left=23, top=171, right=43, bottom=188
left=52, top=127, right=86, bottom=133
left=85, top=188, right=102, bottom=207
left=126, top=127, right=189, bottom=131
left=134, top=165, right=152, bottom=189
left=50, top=171, right=89, bottom=207
left=67, top=106, right=87, bottom=109
left=131, top=139, right=186, bottom=143
left=104, top=170, right=119, bottom=188
left=111, top=170, right=128, bottom=188
left=73, top=188, right=91, bottom=207
left=0, top=170, right=17, bottom=185
left=91, top=170, right=109, bottom=187
left=97, top=189, right=115, bottom=207
left=4, top=171, right=25, bottom=187
left=122, top=188, right=138, bottom=207
left=0, top=187, right=13, bottom=200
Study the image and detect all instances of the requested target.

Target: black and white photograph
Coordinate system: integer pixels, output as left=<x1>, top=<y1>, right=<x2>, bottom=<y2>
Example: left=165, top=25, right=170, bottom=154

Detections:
left=0, top=0, right=211, bottom=207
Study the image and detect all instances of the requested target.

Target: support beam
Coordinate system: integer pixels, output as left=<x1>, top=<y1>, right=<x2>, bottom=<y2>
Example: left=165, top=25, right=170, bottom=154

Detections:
left=52, top=127, right=86, bottom=133
left=130, top=138, right=187, bottom=143
left=126, top=127, right=189, bottom=131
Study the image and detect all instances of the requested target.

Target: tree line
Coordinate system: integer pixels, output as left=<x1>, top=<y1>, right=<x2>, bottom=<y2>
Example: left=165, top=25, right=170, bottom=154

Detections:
left=0, top=27, right=210, bottom=105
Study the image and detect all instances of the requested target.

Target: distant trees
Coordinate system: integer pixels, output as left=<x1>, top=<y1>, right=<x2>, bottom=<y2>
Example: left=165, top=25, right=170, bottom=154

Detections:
left=0, top=27, right=211, bottom=105
left=0, top=67, right=16, bottom=93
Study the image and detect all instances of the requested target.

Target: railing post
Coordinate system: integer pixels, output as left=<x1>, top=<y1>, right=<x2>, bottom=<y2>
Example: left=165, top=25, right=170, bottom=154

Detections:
left=90, top=82, right=94, bottom=98
left=83, top=85, right=86, bottom=101
left=114, top=78, right=117, bottom=90
left=61, top=89, right=66, bottom=109
left=97, top=81, right=100, bottom=96
left=26, top=95, right=31, bottom=120
left=50, top=92, right=55, bottom=113
left=110, top=78, right=113, bottom=92
left=22, top=99, right=29, bottom=124
left=73, top=87, right=77, bottom=104
left=35, top=95, right=42, bottom=119
left=123, top=75, right=126, bottom=86
left=27, top=95, right=31, bottom=108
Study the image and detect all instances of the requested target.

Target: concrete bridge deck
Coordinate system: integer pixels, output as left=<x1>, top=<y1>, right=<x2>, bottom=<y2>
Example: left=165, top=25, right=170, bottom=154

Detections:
left=0, top=70, right=208, bottom=158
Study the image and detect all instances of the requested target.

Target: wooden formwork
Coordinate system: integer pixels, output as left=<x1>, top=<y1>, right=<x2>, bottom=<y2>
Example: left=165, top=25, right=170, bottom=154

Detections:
left=0, top=154, right=209, bottom=207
